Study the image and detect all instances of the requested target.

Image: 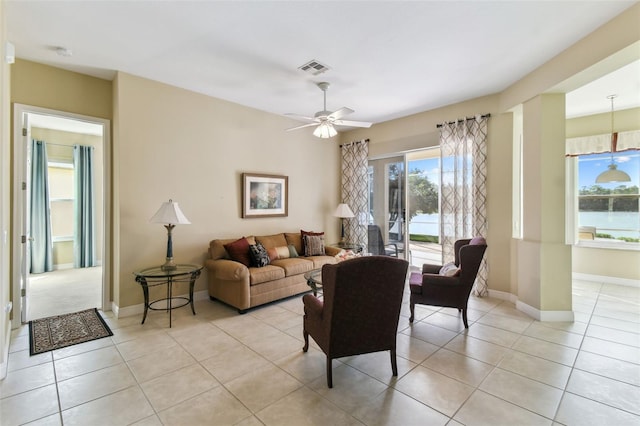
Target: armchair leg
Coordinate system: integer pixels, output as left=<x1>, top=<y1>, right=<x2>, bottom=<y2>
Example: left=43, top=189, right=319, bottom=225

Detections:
left=409, top=302, right=415, bottom=323
left=303, top=330, right=309, bottom=352
left=326, top=357, right=333, bottom=388
left=390, top=348, right=398, bottom=376
left=462, top=308, right=469, bottom=329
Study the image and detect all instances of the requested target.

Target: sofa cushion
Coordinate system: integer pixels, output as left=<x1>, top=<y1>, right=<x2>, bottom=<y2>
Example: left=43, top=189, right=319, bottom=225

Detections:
left=249, top=242, right=270, bottom=267
left=306, top=255, right=338, bottom=269
left=285, top=232, right=303, bottom=255
left=249, top=265, right=285, bottom=285
left=224, top=237, right=251, bottom=267
left=256, top=233, right=288, bottom=249
left=303, top=234, right=325, bottom=256
left=271, top=258, right=314, bottom=276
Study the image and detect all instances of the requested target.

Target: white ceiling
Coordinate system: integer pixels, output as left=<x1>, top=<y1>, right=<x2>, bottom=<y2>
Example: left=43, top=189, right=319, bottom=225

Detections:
left=6, top=1, right=640, bottom=129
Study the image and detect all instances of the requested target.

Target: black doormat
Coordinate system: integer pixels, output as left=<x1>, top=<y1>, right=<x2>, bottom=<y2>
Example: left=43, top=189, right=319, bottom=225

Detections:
left=29, top=308, right=113, bottom=355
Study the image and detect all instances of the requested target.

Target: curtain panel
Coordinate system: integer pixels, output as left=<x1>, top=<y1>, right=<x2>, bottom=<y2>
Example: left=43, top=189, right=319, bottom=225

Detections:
left=30, top=140, right=53, bottom=274
left=73, top=144, right=96, bottom=268
left=340, top=139, right=369, bottom=248
left=566, top=130, right=640, bottom=156
left=439, top=116, right=489, bottom=296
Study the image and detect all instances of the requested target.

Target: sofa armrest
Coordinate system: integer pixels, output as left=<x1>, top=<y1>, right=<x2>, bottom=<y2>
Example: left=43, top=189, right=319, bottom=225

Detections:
left=204, top=258, right=249, bottom=281
left=324, top=245, right=342, bottom=256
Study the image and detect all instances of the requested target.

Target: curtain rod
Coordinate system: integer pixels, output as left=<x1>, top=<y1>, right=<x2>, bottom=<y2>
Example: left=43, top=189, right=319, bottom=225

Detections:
left=436, top=113, right=491, bottom=128
left=37, top=141, right=74, bottom=148
left=340, top=138, right=370, bottom=148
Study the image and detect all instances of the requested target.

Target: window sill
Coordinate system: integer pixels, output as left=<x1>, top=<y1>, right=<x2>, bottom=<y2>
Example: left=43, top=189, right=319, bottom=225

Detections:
left=575, top=239, right=640, bottom=252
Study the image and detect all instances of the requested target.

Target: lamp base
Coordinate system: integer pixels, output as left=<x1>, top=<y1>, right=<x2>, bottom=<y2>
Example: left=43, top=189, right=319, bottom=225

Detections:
left=161, top=258, right=177, bottom=271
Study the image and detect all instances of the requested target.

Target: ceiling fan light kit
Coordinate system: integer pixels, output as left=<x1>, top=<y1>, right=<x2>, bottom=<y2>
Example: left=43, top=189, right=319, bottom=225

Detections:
left=285, top=82, right=372, bottom=138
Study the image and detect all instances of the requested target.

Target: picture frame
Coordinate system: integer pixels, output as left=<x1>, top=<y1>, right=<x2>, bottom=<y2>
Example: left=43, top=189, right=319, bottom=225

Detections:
left=242, top=173, right=288, bottom=218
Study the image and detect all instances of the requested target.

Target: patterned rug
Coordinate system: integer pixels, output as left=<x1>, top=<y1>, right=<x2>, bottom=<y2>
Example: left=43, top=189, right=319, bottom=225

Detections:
left=29, top=308, right=113, bottom=355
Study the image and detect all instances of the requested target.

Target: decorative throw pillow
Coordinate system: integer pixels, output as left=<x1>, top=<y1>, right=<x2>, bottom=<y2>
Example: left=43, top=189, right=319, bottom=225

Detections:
left=249, top=242, right=270, bottom=267
left=469, top=236, right=486, bottom=246
left=439, top=262, right=459, bottom=277
left=288, top=244, right=299, bottom=258
left=266, top=247, right=279, bottom=262
left=303, top=234, right=325, bottom=256
left=274, top=246, right=290, bottom=259
left=301, top=230, right=324, bottom=254
left=223, top=237, right=251, bottom=267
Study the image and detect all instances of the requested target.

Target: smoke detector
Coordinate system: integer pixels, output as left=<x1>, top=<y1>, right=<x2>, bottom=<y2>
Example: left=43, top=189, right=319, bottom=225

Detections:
left=56, top=46, right=73, bottom=57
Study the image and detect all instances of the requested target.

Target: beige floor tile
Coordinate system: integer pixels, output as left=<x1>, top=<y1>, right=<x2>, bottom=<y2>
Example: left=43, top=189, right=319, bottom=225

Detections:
left=309, top=363, right=388, bottom=412
left=394, top=365, right=474, bottom=417
left=395, top=332, right=440, bottom=364
left=353, top=387, right=450, bottom=426
left=524, top=322, right=584, bottom=349
left=343, top=350, right=417, bottom=385
left=127, top=344, right=196, bottom=383
left=275, top=347, right=332, bottom=384
left=256, top=386, right=361, bottom=426
left=8, top=334, right=30, bottom=353
left=61, top=386, right=155, bottom=426
left=535, top=320, right=588, bottom=335
left=466, top=296, right=503, bottom=313
left=593, top=306, right=640, bottom=323
left=586, top=324, right=640, bottom=347
left=573, top=311, right=592, bottom=323
left=580, top=336, right=640, bottom=364
left=52, top=336, right=114, bottom=360
left=109, top=323, right=164, bottom=345
left=115, top=331, right=177, bottom=361
left=465, top=322, right=521, bottom=347
left=566, top=369, right=640, bottom=415
left=574, top=350, right=640, bottom=386
left=226, top=363, right=303, bottom=413
left=479, top=368, right=563, bottom=418
left=439, top=306, right=486, bottom=322
left=423, top=311, right=469, bottom=332
left=0, top=384, right=59, bottom=426
left=213, top=314, right=282, bottom=342
left=0, top=362, right=55, bottom=398
left=158, top=386, right=252, bottom=425
left=201, top=344, right=271, bottom=384
left=421, top=348, right=494, bottom=387
left=130, top=415, right=163, bottom=426
left=589, top=314, right=640, bottom=334
left=57, top=363, right=137, bottom=410
left=498, top=350, right=571, bottom=389
left=476, top=312, right=533, bottom=334
left=245, top=328, right=304, bottom=362
left=23, top=412, right=63, bottom=426
left=555, top=392, right=640, bottom=426
left=403, top=322, right=458, bottom=347
left=54, top=346, right=124, bottom=381
left=174, top=326, right=244, bottom=361
left=512, top=336, right=578, bottom=366
left=7, top=349, right=52, bottom=372
left=488, top=303, right=537, bottom=321
left=140, top=363, right=219, bottom=411
left=444, top=334, right=510, bottom=366
left=454, top=390, right=551, bottom=426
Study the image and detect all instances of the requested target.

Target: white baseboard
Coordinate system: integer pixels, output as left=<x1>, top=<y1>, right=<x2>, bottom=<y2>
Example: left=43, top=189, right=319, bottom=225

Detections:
left=572, top=273, right=640, bottom=288
left=112, top=290, right=210, bottom=318
left=487, top=289, right=574, bottom=322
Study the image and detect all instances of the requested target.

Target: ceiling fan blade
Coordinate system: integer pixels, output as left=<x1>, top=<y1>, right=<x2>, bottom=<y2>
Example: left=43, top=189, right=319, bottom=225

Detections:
left=333, top=119, right=373, bottom=128
left=328, top=107, right=354, bottom=120
left=284, top=113, right=318, bottom=123
left=286, top=122, right=319, bottom=131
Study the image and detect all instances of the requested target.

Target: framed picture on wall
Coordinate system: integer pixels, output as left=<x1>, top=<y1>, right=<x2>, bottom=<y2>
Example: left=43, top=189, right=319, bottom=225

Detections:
left=242, top=173, right=288, bottom=218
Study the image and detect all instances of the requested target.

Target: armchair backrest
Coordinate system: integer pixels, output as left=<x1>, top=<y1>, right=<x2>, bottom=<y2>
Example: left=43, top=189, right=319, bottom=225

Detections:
left=457, top=241, right=487, bottom=288
left=320, top=256, right=408, bottom=358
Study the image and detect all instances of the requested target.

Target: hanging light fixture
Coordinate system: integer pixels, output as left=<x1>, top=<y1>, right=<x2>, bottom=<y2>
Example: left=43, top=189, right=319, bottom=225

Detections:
left=313, top=121, right=337, bottom=138
left=595, top=94, right=631, bottom=183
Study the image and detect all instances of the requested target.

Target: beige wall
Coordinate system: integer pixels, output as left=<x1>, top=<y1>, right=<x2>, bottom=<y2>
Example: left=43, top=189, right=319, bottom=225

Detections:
left=113, top=72, right=340, bottom=308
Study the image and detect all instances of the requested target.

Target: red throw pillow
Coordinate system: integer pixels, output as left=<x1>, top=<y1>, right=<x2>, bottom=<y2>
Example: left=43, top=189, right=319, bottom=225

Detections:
left=224, top=237, right=251, bottom=267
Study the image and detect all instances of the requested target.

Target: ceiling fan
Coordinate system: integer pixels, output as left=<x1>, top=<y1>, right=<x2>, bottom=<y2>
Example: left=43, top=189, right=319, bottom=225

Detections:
left=285, top=82, right=372, bottom=138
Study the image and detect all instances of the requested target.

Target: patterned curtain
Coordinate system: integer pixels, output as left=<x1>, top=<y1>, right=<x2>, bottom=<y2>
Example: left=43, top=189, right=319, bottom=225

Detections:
left=439, top=116, right=489, bottom=296
left=340, top=139, right=369, bottom=248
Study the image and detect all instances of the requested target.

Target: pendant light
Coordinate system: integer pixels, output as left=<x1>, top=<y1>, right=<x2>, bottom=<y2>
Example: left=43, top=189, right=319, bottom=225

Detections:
left=595, top=94, right=631, bottom=183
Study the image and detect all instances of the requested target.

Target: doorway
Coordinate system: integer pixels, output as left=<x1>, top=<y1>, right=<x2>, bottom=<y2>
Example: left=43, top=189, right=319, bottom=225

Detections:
left=12, top=104, right=110, bottom=325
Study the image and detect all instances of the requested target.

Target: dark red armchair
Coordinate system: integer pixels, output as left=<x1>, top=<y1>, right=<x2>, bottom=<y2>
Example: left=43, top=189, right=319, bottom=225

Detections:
left=409, top=237, right=487, bottom=328
left=302, top=256, right=409, bottom=388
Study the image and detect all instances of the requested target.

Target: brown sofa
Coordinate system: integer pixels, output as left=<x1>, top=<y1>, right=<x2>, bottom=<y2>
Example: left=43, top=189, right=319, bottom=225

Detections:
left=205, top=232, right=340, bottom=313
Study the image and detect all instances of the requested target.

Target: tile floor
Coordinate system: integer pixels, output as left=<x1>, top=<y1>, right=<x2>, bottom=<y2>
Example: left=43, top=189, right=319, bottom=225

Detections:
left=1, top=279, right=639, bottom=425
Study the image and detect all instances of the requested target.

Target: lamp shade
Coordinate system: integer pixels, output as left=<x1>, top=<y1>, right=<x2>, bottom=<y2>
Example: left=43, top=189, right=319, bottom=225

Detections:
left=333, top=203, right=355, bottom=218
left=595, top=163, right=631, bottom=183
left=149, top=199, right=191, bottom=225
left=313, top=122, right=337, bottom=138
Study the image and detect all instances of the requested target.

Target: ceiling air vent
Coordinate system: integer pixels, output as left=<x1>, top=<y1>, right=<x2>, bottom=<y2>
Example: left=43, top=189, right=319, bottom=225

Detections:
left=298, top=59, right=330, bottom=75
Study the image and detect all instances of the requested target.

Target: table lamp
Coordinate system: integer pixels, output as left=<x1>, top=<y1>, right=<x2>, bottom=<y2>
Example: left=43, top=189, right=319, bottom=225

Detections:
left=333, top=203, right=355, bottom=242
left=150, top=199, right=191, bottom=271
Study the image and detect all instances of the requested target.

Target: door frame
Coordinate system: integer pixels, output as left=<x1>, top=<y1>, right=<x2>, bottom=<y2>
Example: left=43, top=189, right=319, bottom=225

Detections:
left=12, top=104, right=111, bottom=328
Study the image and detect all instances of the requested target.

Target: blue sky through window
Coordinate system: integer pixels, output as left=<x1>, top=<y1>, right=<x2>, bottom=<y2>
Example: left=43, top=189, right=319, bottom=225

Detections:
left=578, top=150, right=640, bottom=189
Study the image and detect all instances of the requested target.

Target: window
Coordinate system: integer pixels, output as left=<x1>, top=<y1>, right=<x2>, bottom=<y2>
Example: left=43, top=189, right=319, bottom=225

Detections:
left=573, top=150, right=639, bottom=247
left=48, top=161, right=74, bottom=242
